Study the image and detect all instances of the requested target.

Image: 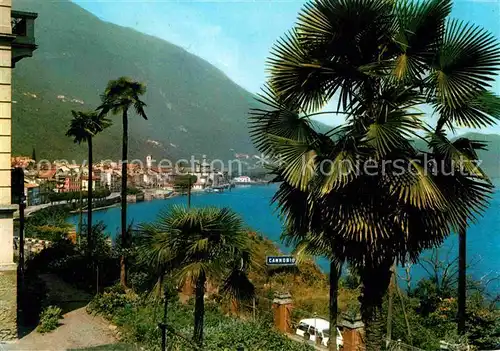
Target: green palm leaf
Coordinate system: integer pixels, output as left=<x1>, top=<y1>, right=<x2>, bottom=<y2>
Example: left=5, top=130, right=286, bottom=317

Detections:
left=429, top=19, right=500, bottom=108
left=434, top=90, right=500, bottom=129
left=391, top=0, right=452, bottom=82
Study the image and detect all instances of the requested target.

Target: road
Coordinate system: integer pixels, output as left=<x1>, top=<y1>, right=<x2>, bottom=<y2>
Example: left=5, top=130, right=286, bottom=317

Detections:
left=21, top=192, right=121, bottom=217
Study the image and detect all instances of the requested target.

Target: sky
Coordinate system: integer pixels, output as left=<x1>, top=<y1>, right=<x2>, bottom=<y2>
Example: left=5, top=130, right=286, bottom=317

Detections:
left=72, top=0, right=500, bottom=132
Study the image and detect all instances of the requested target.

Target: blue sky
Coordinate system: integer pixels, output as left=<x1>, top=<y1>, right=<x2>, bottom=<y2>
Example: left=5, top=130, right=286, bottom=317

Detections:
left=72, top=0, right=500, bottom=132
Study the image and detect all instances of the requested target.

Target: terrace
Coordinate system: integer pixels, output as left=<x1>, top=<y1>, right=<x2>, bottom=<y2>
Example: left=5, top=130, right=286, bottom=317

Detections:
left=11, top=10, right=38, bottom=67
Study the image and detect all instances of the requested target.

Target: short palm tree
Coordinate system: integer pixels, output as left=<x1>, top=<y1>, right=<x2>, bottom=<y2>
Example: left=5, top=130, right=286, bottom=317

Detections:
left=97, top=77, right=148, bottom=288
left=137, top=206, right=254, bottom=347
left=251, top=0, right=499, bottom=348
left=66, top=110, right=111, bottom=257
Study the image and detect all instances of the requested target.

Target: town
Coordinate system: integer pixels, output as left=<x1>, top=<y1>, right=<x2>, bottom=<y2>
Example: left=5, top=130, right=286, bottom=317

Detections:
left=11, top=154, right=258, bottom=208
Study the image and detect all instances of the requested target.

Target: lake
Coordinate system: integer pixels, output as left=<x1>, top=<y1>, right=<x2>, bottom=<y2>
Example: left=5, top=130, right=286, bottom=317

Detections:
left=68, top=184, right=500, bottom=291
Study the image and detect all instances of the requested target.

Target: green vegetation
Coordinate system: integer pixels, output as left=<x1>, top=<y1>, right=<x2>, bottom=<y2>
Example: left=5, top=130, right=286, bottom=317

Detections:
left=70, top=345, right=140, bottom=351
left=137, top=206, right=254, bottom=346
left=27, top=222, right=118, bottom=292
left=173, top=175, right=197, bottom=192
left=12, top=0, right=259, bottom=162
left=87, top=291, right=313, bottom=351
left=23, top=207, right=499, bottom=350
left=384, top=274, right=500, bottom=350
left=25, top=205, right=73, bottom=241
left=252, top=0, right=500, bottom=349
left=98, top=77, right=148, bottom=289
left=48, top=189, right=111, bottom=203
left=36, top=305, right=62, bottom=333
left=126, top=187, right=143, bottom=196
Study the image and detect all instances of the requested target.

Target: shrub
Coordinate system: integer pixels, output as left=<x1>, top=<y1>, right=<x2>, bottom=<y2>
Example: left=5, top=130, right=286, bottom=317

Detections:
left=88, top=293, right=314, bottom=351
left=87, top=291, right=136, bottom=319
left=37, top=305, right=62, bottom=333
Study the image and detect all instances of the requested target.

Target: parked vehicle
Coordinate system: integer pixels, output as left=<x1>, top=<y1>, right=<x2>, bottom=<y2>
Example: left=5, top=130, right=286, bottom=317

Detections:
left=296, top=318, right=343, bottom=349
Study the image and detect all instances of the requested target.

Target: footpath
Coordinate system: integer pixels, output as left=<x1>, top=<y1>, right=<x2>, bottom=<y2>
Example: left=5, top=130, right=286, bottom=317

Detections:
left=0, top=274, right=119, bottom=351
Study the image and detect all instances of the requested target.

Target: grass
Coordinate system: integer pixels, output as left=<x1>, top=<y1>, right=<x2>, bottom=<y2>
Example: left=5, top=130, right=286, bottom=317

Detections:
left=69, top=344, right=140, bottom=351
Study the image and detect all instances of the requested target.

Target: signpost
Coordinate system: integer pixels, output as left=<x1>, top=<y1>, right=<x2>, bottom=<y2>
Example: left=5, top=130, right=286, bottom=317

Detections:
left=266, top=255, right=297, bottom=266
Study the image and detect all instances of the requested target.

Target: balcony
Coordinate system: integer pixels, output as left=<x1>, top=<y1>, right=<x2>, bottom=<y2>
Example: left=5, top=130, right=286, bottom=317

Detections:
left=11, top=10, right=38, bottom=67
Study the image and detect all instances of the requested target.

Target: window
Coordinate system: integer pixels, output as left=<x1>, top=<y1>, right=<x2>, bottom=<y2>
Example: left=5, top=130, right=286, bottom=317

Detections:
left=323, top=329, right=330, bottom=338
left=309, top=327, right=316, bottom=336
left=297, top=323, right=308, bottom=332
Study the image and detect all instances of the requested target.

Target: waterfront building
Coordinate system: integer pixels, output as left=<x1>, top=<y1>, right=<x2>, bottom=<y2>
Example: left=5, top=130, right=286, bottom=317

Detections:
left=81, top=175, right=101, bottom=191
left=233, top=175, right=252, bottom=183
left=24, top=182, right=40, bottom=206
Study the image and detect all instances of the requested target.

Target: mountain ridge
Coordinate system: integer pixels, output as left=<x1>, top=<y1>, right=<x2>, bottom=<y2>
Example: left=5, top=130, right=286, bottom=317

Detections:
left=12, top=0, right=260, bottom=162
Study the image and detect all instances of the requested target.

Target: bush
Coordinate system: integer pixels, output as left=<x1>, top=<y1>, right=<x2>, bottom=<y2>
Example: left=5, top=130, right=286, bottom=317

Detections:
left=37, top=305, right=62, bottom=333
left=87, top=293, right=313, bottom=351
left=87, top=291, right=136, bottom=319
left=27, top=225, right=69, bottom=241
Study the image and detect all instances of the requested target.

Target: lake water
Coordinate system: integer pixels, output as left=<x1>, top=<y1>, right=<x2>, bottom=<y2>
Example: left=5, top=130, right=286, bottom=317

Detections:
left=68, top=184, right=500, bottom=291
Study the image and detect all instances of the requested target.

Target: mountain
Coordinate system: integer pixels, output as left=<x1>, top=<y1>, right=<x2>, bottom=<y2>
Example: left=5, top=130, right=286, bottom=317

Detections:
left=412, top=132, right=500, bottom=182
left=461, top=132, right=500, bottom=182
left=12, top=0, right=260, bottom=162
left=10, top=1, right=500, bottom=183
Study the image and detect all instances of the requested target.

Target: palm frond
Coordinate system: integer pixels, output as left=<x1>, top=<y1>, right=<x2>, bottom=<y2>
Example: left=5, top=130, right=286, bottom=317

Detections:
left=434, top=90, right=500, bottom=129
left=429, top=19, right=500, bottom=108
left=391, top=0, right=452, bottom=82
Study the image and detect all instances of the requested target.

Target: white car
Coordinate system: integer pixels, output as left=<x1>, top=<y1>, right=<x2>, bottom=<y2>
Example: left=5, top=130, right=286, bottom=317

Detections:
left=296, top=318, right=343, bottom=349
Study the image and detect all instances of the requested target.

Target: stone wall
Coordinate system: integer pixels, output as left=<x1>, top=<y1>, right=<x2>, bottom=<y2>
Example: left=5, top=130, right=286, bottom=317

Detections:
left=0, top=267, right=17, bottom=340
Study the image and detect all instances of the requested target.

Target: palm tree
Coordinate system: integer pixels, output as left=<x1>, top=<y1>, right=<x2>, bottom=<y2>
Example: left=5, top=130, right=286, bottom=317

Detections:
left=137, top=206, right=254, bottom=347
left=98, top=77, right=148, bottom=288
left=272, top=177, right=346, bottom=351
left=251, top=0, right=499, bottom=348
left=66, top=110, right=111, bottom=257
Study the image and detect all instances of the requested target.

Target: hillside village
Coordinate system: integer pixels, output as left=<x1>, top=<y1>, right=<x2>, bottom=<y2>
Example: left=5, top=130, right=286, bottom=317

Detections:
left=12, top=155, right=235, bottom=206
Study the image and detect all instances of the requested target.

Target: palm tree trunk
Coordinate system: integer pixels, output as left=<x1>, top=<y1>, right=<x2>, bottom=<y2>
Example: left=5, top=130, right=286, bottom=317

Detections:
left=329, top=259, right=342, bottom=351
left=359, top=259, right=393, bottom=351
left=120, top=109, right=129, bottom=288
left=458, top=221, right=466, bottom=335
left=386, top=263, right=396, bottom=347
left=193, top=273, right=206, bottom=346
left=78, top=166, right=83, bottom=246
left=87, top=136, right=93, bottom=260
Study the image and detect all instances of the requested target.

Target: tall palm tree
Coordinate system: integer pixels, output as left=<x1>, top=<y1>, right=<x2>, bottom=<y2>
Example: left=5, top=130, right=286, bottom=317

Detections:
left=66, top=110, right=111, bottom=257
left=251, top=0, right=499, bottom=348
left=137, top=206, right=254, bottom=347
left=98, top=77, right=148, bottom=288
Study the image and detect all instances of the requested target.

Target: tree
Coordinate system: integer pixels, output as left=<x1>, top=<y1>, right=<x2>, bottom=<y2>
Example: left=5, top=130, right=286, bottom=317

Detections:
left=98, top=77, right=148, bottom=288
left=137, top=206, right=254, bottom=347
left=66, top=110, right=111, bottom=258
left=173, top=175, right=197, bottom=207
left=251, top=0, right=499, bottom=348
left=274, top=179, right=346, bottom=351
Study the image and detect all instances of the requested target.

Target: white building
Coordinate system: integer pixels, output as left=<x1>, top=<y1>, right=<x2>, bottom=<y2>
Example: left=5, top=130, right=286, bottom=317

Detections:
left=233, top=176, right=251, bottom=183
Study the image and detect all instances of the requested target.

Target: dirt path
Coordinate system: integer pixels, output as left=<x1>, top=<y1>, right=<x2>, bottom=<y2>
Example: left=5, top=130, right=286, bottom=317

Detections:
left=1, top=274, right=118, bottom=351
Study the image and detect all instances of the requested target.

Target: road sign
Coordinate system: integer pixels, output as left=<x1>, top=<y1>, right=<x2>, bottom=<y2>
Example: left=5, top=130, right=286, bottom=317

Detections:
left=266, top=255, right=297, bottom=266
